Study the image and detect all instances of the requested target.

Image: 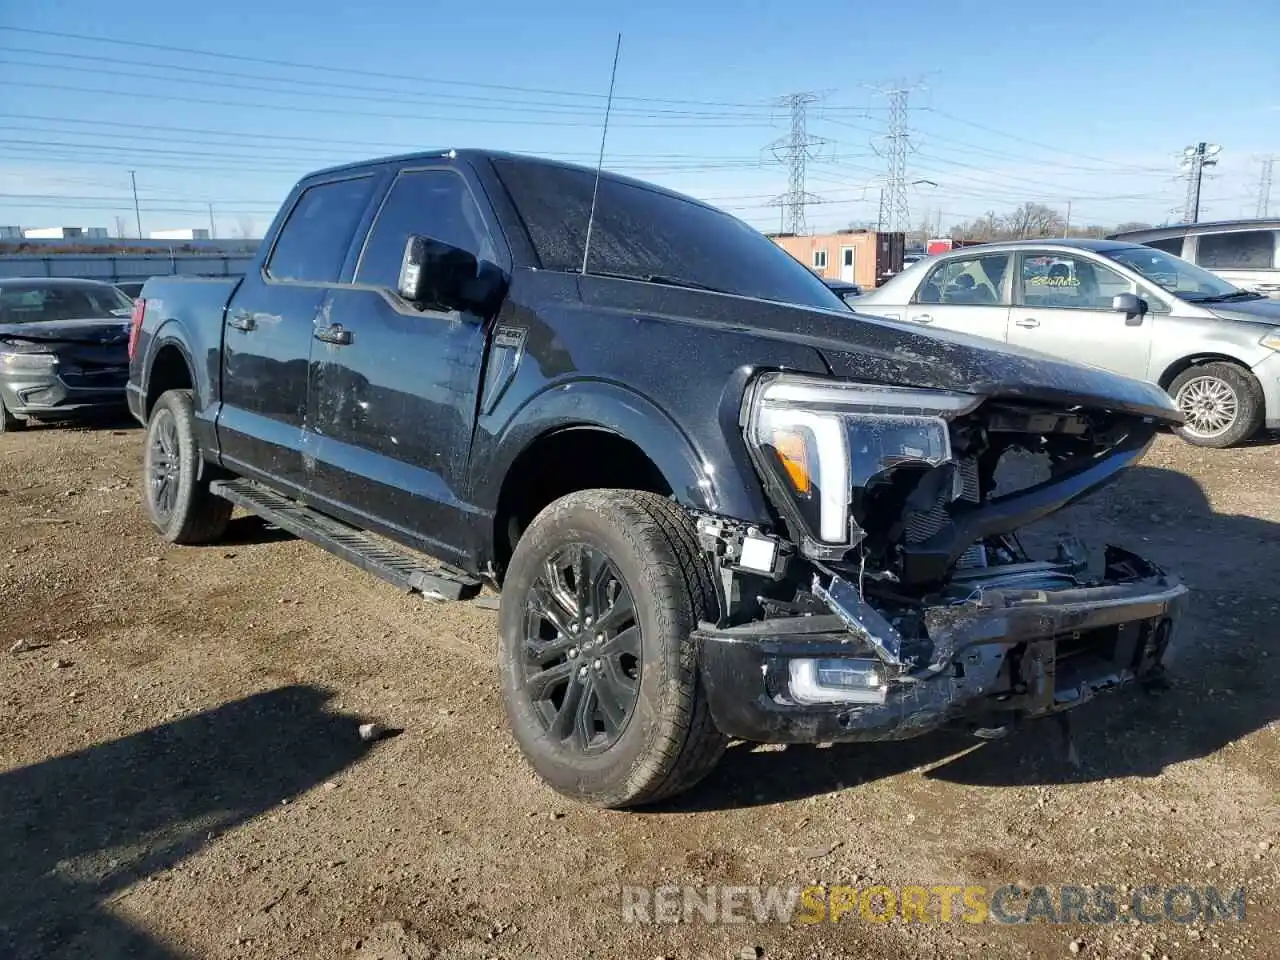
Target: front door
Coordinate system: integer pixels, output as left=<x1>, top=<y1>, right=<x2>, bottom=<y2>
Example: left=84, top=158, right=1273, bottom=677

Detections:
left=840, top=246, right=856, bottom=282
left=218, top=174, right=378, bottom=489
left=306, top=165, right=504, bottom=565
left=1007, top=251, right=1152, bottom=379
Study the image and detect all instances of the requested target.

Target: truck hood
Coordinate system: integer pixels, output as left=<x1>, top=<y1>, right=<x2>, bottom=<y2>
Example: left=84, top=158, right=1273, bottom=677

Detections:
left=1204, top=295, right=1280, bottom=326
left=0, top=317, right=132, bottom=347
left=580, top=278, right=1181, bottom=424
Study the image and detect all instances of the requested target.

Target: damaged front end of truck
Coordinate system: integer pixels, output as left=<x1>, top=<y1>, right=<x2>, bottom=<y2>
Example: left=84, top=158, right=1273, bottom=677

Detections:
left=694, top=373, right=1188, bottom=744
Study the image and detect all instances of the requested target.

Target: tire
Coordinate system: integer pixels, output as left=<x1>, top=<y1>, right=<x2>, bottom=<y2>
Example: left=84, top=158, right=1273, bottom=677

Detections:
left=142, top=388, right=232, bottom=544
left=1168, top=362, right=1264, bottom=448
left=0, top=396, right=25, bottom=433
left=498, top=489, right=727, bottom=808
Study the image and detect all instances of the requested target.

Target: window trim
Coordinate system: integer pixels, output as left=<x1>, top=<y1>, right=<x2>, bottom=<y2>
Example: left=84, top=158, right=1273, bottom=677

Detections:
left=812, top=248, right=828, bottom=270
left=262, top=172, right=380, bottom=286
left=913, top=252, right=1012, bottom=306
left=1012, top=251, right=1135, bottom=311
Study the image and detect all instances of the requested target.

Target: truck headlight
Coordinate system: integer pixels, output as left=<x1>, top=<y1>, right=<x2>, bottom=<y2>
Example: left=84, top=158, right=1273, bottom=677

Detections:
left=743, top=373, right=983, bottom=552
left=0, top=349, right=58, bottom=370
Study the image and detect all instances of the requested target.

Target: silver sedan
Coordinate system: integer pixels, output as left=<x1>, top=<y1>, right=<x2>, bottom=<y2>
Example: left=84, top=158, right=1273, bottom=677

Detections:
left=852, top=238, right=1280, bottom=447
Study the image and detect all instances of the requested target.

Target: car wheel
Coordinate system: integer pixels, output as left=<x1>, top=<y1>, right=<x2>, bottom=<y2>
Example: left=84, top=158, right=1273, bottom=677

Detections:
left=0, top=396, right=25, bottom=433
left=498, top=489, right=727, bottom=808
left=143, top=388, right=232, bottom=544
left=1169, top=362, right=1264, bottom=448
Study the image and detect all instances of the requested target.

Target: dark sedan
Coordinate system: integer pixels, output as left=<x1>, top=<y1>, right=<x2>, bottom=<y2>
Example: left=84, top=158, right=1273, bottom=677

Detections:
left=0, top=278, right=135, bottom=432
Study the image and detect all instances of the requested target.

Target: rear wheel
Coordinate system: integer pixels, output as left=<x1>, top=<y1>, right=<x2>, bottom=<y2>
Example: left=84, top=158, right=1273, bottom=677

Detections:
left=0, top=396, right=25, bottom=433
left=143, top=389, right=232, bottom=544
left=498, top=489, right=727, bottom=808
left=1169, top=362, right=1263, bottom=448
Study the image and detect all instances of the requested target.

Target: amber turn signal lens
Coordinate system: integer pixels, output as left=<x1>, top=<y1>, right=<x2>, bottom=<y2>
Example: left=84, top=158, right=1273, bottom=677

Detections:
left=771, top=429, right=812, bottom=496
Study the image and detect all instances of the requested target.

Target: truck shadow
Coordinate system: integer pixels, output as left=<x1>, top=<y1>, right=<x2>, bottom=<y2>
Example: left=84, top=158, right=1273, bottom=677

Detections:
left=0, top=685, right=371, bottom=960
left=667, top=463, right=1280, bottom=811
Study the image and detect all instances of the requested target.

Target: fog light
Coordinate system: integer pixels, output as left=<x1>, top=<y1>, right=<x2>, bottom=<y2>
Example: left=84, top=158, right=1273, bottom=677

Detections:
left=788, top=657, right=886, bottom=705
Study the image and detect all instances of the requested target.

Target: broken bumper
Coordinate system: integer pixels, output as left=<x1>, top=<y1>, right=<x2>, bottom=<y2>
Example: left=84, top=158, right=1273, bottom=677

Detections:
left=695, top=553, right=1188, bottom=744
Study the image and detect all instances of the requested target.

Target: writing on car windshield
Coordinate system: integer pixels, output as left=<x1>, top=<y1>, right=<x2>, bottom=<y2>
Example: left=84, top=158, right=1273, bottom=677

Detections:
left=490, top=158, right=843, bottom=311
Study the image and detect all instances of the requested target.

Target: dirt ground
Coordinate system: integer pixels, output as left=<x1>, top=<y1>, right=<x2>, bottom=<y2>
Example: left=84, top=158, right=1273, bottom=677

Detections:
left=1, top=421, right=1277, bottom=960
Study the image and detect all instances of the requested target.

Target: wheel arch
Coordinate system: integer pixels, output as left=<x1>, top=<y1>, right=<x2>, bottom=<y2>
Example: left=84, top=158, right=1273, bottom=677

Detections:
left=1158, top=352, right=1253, bottom=391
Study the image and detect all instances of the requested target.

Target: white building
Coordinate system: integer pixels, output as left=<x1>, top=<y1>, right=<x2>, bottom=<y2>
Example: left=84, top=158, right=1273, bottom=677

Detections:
left=149, top=228, right=211, bottom=241
left=23, top=226, right=108, bottom=239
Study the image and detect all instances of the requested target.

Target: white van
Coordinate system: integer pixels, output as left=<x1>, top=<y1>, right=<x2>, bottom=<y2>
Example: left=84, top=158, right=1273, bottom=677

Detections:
left=1110, top=219, right=1280, bottom=298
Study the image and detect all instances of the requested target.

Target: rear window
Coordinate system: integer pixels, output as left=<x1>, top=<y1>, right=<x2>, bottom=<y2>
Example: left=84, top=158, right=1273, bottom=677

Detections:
left=491, top=158, right=843, bottom=311
left=1146, top=237, right=1185, bottom=257
left=1196, top=230, right=1277, bottom=270
left=266, top=176, right=376, bottom=283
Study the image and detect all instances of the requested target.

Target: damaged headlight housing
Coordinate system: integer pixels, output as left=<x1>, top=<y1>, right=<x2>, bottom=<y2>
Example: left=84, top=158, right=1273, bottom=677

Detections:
left=744, top=373, right=983, bottom=556
left=0, top=347, right=58, bottom=370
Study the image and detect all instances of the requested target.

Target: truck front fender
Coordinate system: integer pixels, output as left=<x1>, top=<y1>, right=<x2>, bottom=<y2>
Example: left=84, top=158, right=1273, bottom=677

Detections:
left=474, top=377, right=774, bottom=527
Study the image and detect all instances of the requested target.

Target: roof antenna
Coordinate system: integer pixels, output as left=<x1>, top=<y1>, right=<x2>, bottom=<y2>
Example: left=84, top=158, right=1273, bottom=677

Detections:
left=580, top=32, right=623, bottom=275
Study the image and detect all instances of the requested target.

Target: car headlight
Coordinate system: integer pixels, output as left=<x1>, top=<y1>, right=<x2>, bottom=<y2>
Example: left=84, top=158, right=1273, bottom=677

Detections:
left=1260, top=328, right=1280, bottom=352
left=743, top=373, right=983, bottom=554
left=0, top=349, right=58, bottom=370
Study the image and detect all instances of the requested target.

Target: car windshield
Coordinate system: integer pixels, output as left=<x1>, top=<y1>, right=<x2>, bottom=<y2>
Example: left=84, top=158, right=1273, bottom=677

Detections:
left=1104, top=246, right=1243, bottom=301
left=0, top=283, right=134, bottom=324
left=491, top=158, right=846, bottom=311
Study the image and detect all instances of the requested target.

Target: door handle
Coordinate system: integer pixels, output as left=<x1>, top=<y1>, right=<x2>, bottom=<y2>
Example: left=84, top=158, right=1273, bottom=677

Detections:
left=1015, top=318, right=1040, bottom=329
left=227, top=310, right=256, bottom=331
left=313, top=323, right=353, bottom=346
left=911, top=313, right=934, bottom=324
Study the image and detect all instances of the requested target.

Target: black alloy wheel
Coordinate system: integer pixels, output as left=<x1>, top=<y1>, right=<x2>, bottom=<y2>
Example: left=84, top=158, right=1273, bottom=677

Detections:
left=522, top=542, right=642, bottom=754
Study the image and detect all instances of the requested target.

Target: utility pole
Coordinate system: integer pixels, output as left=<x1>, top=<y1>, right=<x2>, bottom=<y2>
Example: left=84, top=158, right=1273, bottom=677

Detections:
left=129, top=170, right=142, bottom=239
left=876, top=188, right=887, bottom=232
left=1180, top=143, right=1221, bottom=224
left=1256, top=155, right=1275, bottom=218
left=113, top=215, right=124, bottom=239
left=1064, top=199, right=1072, bottom=238
left=208, top=200, right=217, bottom=239
left=766, top=91, right=828, bottom=235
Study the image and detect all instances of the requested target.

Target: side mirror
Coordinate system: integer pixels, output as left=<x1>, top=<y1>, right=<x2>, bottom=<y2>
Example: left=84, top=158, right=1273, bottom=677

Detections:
left=397, top=234, right=480, bottom=311
left=1112, top=292, right=1148, bottom=325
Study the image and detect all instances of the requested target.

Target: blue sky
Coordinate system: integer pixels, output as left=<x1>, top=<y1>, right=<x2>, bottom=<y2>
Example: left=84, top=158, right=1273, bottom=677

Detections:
left=0, top=0, right=1276, bottom=238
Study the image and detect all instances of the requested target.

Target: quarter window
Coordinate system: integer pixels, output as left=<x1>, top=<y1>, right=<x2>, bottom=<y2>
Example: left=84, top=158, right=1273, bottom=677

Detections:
left=266, top=176, right=376, bottom=283
left=1196, top=230, right=1277, bottom=270
left=917, top=254, right=1010, bottom=305
left=1020, top=254, right=1132, bottom=310
left=356, top=169, right=496, bottom=289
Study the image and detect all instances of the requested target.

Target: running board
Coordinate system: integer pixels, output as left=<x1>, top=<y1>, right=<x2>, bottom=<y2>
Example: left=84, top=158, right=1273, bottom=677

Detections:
left=209, top=478, right=482, bottom=602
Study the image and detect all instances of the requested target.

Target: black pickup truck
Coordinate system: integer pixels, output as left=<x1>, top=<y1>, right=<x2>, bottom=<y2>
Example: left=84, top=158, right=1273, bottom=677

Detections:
left=127, top=150, right=1188, bottom=808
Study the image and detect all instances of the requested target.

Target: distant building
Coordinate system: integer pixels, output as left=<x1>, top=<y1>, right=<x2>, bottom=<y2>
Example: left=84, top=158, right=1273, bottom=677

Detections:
left=769, top=229, right=906, bottom=289
left=149, top=228, right=212, bottom=241
left=0, top=225, right=21, bottom=239
left=22, top=226, right=108, bottom=239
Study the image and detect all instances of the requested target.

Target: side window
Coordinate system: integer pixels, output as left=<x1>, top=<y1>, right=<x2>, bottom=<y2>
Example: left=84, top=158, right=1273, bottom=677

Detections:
left=1021, top=254, right=1133, bottom=309
left=917, top=254, right=1009, bottom=305
left=1196, top=231, right=1277, bottom=270
left=356, top=169, right=495, bottom=289
left=266, top=176, right=376, bottom=283
left=1146, top=237, right=1185, bottom=257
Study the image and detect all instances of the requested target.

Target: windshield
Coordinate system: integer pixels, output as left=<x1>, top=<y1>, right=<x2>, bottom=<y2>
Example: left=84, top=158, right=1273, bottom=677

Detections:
left=0, top=283, right=134, bottom=324
left=1105, top=246, right=1242, bottom=301
left=491, top=158, right=846, bottom=311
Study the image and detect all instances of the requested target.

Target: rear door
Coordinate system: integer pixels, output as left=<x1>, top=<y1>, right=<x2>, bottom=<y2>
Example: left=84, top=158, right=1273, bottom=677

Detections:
left=906, top=251, right=1012, bottom=342
left=218, top=174, right=379, bottom=489
left=305, top=162, right=506, bottom=564
left=1007, top=250, right=1152, bottom=378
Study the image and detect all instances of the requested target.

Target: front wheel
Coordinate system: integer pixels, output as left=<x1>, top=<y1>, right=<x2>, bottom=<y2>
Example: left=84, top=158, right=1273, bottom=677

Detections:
left=497, top=489, right=727, bottom=808
left=0, top=396, right=25, bottom=433
left=143, top=389, right=232, bottom=544
left=1169, top=362, right=1264, bottom=448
